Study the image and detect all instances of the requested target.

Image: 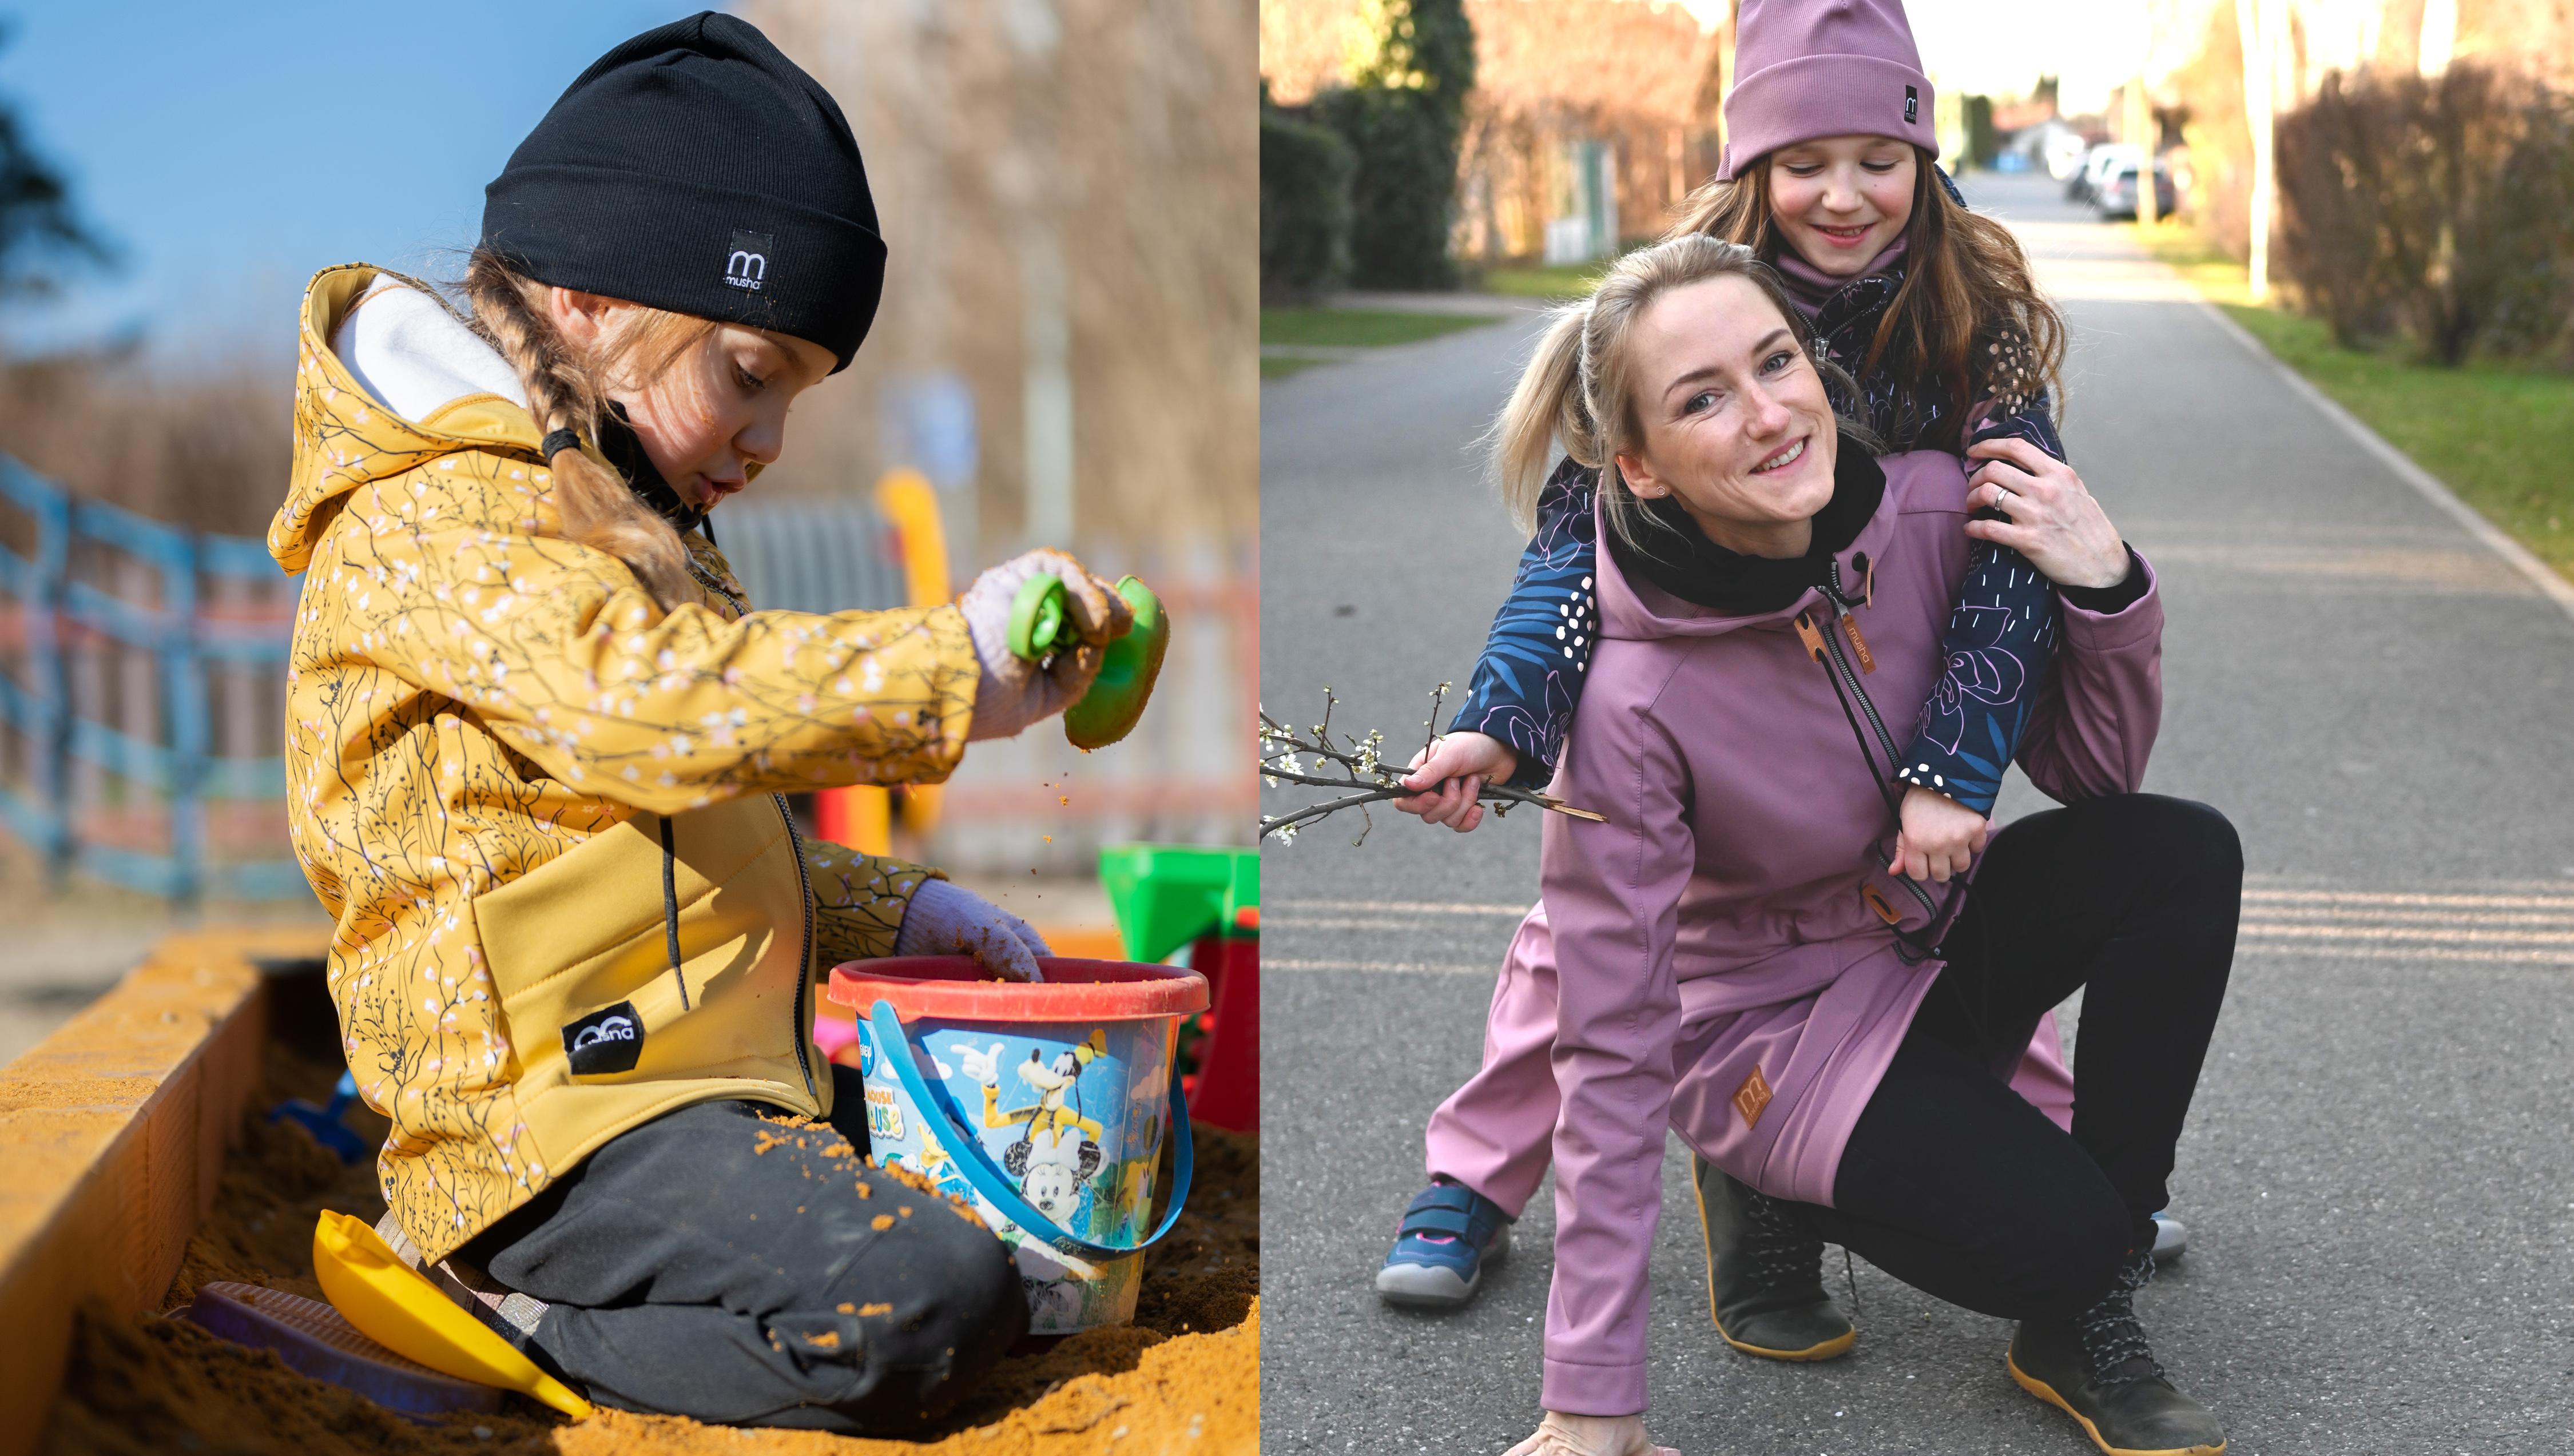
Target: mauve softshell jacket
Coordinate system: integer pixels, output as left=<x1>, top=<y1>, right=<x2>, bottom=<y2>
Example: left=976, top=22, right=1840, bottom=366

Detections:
left=1536, top=446, right=2164, bottom=1413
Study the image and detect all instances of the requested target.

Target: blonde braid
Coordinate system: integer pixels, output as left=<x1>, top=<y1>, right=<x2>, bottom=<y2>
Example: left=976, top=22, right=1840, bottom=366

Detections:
left=463, top=249, right=698, bottom=610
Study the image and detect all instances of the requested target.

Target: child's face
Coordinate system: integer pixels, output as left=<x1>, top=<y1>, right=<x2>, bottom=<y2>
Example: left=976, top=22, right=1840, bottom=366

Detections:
left=1766, top=136, right=1917, bottom=278
left=549, top=291, right=837, bottom=512
left=1611, top=274, right=1840, bottom=561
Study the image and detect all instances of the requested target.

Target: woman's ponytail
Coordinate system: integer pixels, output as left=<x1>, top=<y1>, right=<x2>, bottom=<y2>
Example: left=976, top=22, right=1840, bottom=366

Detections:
left=1495, top=303, right=1596, bottom=536
left=462, top=249, right=700, bottom=611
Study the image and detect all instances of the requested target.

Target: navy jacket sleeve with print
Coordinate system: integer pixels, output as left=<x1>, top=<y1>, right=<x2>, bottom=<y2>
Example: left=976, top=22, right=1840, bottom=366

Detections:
left=1892, top=402, right=2070, bottom=814
left=1446, top=456, right=1600, bottom=787
left=1447, top=407, right=2071, bottom=812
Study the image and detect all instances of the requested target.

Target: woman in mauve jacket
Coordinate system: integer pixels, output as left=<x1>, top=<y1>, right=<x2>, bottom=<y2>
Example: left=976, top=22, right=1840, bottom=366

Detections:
left=1488, top=237, right=2239, bottom=1456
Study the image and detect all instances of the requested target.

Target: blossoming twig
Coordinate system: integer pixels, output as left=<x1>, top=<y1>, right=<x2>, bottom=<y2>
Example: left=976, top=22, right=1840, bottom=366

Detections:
left=1259, top=683, right=1602, bottom=846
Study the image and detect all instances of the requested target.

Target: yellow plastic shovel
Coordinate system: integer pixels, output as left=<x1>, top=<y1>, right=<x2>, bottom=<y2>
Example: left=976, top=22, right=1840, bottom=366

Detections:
left=312, top=1210, right=594, bottom=1419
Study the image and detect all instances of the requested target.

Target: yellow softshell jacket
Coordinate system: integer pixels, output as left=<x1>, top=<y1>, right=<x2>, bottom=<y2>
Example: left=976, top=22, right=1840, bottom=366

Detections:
left=273, top=264, right=980, bottom=1263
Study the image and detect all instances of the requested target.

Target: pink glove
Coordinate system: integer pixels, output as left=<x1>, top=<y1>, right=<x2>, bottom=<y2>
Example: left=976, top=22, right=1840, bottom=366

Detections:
left=958, top=550, right=1132, bottom=742
left=892, top=878, right=1050, bottom=982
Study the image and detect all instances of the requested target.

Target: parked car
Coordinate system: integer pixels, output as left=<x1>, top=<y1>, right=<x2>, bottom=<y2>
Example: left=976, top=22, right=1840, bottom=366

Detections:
left=2041, top=127, right=2091, bottom=182
left=2094, top=160, right=2178, bottom=220
left=2068, top=142, right=2142, bottom=203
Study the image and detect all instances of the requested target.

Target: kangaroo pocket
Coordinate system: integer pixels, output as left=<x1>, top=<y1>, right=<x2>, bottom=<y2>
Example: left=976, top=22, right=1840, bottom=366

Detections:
left=474, top=796, right=819, bottom=1175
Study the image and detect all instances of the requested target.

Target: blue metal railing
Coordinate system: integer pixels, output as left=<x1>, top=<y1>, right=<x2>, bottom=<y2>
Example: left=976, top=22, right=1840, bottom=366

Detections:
left=0, top=453, right=299, bottom=902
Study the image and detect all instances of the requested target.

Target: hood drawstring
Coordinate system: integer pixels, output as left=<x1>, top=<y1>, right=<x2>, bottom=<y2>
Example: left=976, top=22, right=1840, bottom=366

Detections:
left=660, top=814, right=690, bottom=1011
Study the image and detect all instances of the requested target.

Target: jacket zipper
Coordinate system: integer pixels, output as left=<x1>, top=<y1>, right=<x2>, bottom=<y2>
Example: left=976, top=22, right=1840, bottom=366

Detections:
left=1817, top=561, right=1900, bottom=771
left=692, top=561, right=820, bottom=1104
left=1809, top=563, right=1947, bottom=931
left=775, top=794, right=820, bottom=1103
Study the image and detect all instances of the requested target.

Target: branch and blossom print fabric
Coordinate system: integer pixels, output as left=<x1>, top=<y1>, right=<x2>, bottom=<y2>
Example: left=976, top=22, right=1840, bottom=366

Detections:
left=1449, top=254, right=2065, bottom=813
left=272, top=265, right=979, bottom=1262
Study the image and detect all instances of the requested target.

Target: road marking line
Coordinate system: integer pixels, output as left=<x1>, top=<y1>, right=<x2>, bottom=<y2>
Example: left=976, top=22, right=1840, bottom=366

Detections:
left=2235, top=944, right=2574, bottom=965
left=2239, top=923, right=2574, bottom=946
left=2243, top=890, right=2574, bottom=910
left=2241, top=909, right=2574, bottom=929
left=1268, top=899, right=1534, bottom=917
left=1266, top=957, right=1490, bottom=975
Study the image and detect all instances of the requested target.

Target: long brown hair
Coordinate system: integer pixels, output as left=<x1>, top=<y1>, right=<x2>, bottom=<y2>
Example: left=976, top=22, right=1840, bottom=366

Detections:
left=1493, top=235, right=1846, bottom=555
left=461, top=248, right=717, bottom=610
left=1667, top=148, right=2065, bottom=452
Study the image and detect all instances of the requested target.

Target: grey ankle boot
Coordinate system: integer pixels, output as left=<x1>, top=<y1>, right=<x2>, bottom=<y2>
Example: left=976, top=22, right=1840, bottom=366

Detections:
left=2007, top=1247, right=2226, bottom=1455
left=1691, top=1153, right=1855, bottom=1361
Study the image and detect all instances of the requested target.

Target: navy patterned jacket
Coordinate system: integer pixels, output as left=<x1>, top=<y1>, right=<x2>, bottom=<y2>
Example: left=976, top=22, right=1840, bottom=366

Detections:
left=1449, top=252, right=2067, bottom=815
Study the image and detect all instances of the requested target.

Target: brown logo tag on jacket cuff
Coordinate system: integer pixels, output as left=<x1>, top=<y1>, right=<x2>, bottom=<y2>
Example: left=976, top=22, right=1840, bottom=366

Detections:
left=1733, top=1066, right=1773, bottom=1129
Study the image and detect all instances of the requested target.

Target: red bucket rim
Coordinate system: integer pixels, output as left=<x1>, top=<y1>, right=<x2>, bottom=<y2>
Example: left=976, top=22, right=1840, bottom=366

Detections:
left=827, top=957, right=1209, bottom=1021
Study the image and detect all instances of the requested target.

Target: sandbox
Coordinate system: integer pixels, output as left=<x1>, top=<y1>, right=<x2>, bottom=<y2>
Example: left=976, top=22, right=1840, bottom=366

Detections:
left=2, top=936, right=1256, bottom=1454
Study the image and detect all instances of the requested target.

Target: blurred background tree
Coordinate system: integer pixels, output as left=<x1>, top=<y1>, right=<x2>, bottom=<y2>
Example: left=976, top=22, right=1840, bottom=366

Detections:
left=1310, top=0, right=1476, bottom=289
left=1261, top=80, right=1358, bottom=301
left=0, top=24, right=113, bottom=309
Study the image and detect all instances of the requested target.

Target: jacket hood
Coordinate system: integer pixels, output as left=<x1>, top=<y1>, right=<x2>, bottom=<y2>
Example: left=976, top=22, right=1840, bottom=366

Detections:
left=1595, top=446, right=1960, bottom=645
left=270, top=264, right=543, bottom=575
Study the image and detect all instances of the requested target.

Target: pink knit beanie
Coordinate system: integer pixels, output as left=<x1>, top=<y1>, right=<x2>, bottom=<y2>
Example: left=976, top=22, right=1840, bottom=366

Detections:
left=1718, top=0, right=1938, bottom=180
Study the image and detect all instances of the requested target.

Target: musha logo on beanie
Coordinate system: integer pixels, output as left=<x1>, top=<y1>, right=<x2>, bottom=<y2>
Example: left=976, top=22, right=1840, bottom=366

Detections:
left=726, top=230, right=774, bottom=292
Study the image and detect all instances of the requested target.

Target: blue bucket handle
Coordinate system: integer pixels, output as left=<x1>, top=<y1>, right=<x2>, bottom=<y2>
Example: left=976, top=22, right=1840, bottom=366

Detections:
left=867, top=998, right=1193, bottom=1262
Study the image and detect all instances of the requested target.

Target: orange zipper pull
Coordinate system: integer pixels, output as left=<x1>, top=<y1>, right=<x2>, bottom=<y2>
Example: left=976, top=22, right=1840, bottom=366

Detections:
left=1861, top=882, right=1902, bottom=925
left=1793, top=610, right=1829, bottom=662
left=1842, top=614, right=1877, bottom=674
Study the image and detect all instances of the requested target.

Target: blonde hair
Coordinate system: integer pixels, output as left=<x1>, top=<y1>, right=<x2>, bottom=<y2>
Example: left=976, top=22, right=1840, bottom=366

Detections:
left=1494, top=234, right=1836, bottom=554
left=462, top=247, right=718, bottom=609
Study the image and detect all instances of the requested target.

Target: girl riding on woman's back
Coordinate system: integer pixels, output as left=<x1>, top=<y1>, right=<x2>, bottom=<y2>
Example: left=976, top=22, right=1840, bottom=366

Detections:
left=1377, top=0, right=2202, bottom=1426
left=276, top=13, right=1127, bottom=1435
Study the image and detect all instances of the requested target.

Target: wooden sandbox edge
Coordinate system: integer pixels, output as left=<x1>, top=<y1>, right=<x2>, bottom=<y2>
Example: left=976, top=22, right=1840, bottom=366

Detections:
left=0, top=925, right=331, bottom=1456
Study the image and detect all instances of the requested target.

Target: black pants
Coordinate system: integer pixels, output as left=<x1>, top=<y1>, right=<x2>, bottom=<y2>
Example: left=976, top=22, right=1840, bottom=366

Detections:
left=456, top=1065, right=1027, bottom=1434
left=1783, top=793, right=2241, bottom=1322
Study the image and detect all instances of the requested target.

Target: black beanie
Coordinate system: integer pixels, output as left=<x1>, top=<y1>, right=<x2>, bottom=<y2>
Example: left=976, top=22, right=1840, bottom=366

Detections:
left=482, top=11, right=884, bottom=372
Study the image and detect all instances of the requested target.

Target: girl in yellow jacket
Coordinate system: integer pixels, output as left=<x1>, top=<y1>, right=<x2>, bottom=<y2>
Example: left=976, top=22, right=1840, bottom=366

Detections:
left=271, top=13, right=1121, bottom=1433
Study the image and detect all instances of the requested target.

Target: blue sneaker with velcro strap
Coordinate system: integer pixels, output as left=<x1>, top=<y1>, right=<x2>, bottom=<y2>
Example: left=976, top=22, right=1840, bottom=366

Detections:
left=1375, top=1178, right=1514, bottom=1308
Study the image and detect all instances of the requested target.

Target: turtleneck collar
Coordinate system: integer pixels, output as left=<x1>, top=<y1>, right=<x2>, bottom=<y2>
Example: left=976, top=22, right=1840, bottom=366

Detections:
left=600, top=401, right=709, bottom=535
left=1772, top=234, right=1909, bottom=316
left=1607, top=432, right=1886, bottom=616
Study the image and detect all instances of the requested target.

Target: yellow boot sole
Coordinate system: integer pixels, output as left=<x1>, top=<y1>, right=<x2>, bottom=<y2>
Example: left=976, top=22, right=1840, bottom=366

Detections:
left=2006, top=1348, right=2226, bottom=1456
left=1714, top=1318, right=1856, bottom=1362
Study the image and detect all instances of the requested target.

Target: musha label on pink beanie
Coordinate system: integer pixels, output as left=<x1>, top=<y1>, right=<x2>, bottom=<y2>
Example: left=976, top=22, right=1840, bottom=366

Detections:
left=1719, top=0, right=1940, bottom=180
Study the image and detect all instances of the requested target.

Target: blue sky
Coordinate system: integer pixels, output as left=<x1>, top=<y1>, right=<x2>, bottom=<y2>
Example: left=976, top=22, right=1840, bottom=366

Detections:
left=2, top=0, right=708, bottom=362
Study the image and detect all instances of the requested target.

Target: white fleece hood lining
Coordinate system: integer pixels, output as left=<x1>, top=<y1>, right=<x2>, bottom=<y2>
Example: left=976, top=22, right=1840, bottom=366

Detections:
left=330, top=274, right=529, bottom=424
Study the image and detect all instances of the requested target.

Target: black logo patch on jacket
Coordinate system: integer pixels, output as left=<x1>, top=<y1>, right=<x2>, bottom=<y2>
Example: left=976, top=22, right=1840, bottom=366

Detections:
left=563, top=1002, right=645, bottom=1076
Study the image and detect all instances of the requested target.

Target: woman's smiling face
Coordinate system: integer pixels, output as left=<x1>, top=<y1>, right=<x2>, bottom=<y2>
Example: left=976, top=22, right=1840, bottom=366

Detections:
left=1767, top=134, right=1917, bottom=277
left=1611, top=273, right=1839, bottom=560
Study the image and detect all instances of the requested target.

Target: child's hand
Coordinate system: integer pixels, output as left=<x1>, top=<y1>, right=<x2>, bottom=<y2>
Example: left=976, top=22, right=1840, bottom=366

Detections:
left=1395, top=732, right=1519, bottom=833
left=960, top=550, right=1133, bottom=742
left=892, top=880, right=1050, bottom=981
left=1893, top=783, right=1990, bottom=883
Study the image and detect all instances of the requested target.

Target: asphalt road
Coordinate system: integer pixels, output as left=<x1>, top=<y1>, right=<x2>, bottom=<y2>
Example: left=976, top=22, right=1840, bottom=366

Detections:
left=1257, top=172, right=2574, bottom=1455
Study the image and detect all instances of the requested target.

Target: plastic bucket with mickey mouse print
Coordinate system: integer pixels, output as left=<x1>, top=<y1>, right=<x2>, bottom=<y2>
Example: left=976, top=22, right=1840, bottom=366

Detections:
left=827, top=956, right=1207, bottom=1334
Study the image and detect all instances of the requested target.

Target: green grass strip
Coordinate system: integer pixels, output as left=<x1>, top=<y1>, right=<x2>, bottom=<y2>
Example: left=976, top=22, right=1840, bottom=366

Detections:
left=1259, top=308, right=1501, bottom=349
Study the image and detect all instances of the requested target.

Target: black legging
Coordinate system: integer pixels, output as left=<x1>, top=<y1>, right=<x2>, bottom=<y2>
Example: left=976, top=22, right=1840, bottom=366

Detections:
left=1781, top=793, right=2241, bottom=1322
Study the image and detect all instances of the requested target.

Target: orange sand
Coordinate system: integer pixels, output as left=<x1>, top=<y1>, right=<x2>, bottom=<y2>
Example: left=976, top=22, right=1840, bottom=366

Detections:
left=38, top=1037, right=1256, bottom=1454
